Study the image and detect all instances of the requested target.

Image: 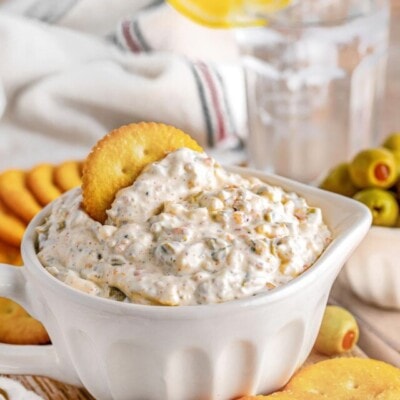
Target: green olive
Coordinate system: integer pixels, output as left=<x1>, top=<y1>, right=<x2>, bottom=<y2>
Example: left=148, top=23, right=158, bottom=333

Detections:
left=354, top=188, right=399, bottom=227
left=319, top=163, right=358, bottom=197
left=314, top=305, right=359, bottom=356
left=382, top=132, right=400, bottom=151
left=385, top=149, right=400, bottom=177
left=349, top=148, right=398, bottom=189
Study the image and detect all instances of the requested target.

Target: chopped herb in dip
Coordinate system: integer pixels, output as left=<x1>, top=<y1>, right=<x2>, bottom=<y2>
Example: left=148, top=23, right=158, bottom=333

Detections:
left=36, top=148, right=331, bottom=306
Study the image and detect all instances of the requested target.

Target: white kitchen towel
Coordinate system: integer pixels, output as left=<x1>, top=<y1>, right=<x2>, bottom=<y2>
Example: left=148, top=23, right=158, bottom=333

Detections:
left=0, top=0, right=246, bottom=170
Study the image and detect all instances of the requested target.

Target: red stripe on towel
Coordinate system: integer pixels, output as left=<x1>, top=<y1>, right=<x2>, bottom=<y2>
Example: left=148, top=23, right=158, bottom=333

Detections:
left=121, top=20, right=141, bottom=53
left=197, top=62, right=227, bottom=142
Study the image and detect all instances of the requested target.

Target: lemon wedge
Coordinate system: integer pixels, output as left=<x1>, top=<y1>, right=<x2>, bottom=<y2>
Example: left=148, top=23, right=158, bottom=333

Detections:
left=167, top=0, right=291, bottom=28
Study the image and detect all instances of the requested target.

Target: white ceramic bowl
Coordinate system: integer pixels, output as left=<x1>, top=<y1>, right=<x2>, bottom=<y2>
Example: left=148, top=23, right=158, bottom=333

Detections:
left=0, top=167, right=371, bottom=400
left=341, top=225, right=400, bottom=309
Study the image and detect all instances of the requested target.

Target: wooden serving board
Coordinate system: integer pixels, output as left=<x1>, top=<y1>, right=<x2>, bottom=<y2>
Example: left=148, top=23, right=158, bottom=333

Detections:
left=2, top=347, right=366, bottom=400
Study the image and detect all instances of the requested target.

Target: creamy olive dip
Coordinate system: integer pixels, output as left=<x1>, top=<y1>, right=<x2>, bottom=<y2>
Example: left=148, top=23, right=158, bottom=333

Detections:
left=37, top=148, right=331, bottom=306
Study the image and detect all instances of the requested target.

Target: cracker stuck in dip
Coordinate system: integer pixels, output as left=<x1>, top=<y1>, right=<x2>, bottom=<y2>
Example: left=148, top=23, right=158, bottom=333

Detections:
left=36, top=148, right=332, bottom=306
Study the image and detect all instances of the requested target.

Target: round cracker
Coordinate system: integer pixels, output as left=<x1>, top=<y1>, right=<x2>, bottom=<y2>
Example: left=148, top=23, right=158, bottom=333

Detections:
left=0, top=240, right=22, bottom=266
left=285, top=357, right=400, bottom=399
left=26, top=163, right=62, bottom=206
left=0, top=169, right=42, bottom=223
left=82, top=122, right=203, bottom=222
left=0, top=297, right=50, bottom=345
left=53, top=160, right=82, bottom=192
left=239, top=392, right=320, bottom=399
left=0, top=199, right=26, bottom=247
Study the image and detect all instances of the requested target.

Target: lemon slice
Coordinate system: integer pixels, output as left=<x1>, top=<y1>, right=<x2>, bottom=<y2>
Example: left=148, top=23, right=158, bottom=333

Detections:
left=167, top=0, right=291, bottom=28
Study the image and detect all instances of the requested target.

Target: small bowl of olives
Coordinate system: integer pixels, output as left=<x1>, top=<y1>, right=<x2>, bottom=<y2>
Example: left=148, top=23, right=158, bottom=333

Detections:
left=319, top=132, right=400, bottom=310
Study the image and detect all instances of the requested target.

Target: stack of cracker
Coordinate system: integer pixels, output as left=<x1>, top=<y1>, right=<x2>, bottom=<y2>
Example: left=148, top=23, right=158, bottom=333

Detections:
left=0, top=161, right=82, bottom=345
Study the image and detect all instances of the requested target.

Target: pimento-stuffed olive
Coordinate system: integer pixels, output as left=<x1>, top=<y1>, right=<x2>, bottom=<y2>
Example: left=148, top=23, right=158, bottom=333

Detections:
left=382, top=132, right=400, bottom=152
left=319, top=163, right=358, bottom=197
left=354, top=188, right=399, bottom=227
left=314, top=305, right=359, bottom=356
left=349, top=148, right=397, bottom=189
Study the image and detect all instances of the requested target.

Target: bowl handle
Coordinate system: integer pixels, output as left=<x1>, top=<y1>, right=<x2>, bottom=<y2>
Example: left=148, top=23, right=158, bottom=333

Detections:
left=0, top=263, right=63, bottom=380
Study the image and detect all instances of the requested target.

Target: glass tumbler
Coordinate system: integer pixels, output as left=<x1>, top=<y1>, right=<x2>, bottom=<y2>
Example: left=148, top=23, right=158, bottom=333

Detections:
left=236, top=0, right=390, bottom=183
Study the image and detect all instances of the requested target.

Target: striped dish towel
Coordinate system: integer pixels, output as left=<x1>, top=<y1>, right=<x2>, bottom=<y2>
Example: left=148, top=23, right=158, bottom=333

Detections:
left=0, top=0, right=246, bottom=170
